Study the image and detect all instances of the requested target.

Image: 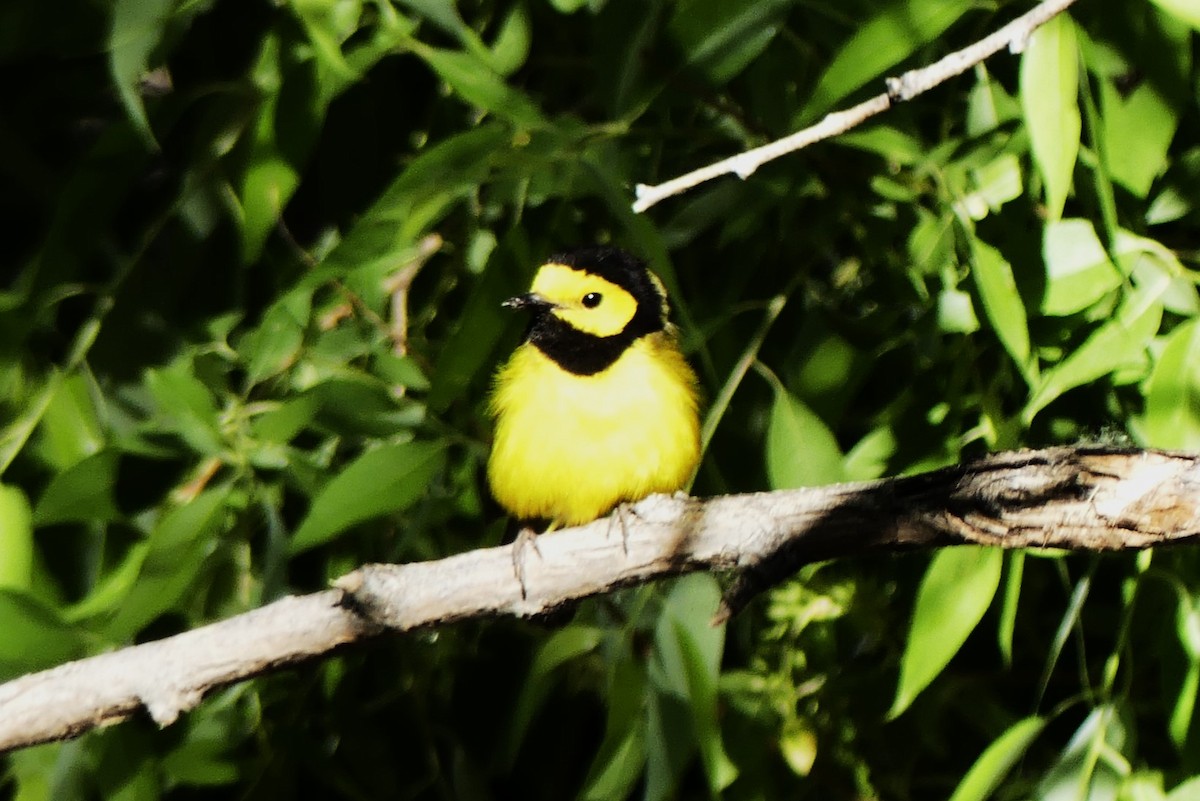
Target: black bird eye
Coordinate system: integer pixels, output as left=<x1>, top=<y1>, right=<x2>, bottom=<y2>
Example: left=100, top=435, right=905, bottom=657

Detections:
left=582, top=292, right=602, bottom=308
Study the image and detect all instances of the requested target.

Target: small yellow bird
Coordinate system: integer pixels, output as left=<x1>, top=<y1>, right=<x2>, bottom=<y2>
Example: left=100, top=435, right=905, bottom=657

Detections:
left=488, top=246, right=701, bottom=527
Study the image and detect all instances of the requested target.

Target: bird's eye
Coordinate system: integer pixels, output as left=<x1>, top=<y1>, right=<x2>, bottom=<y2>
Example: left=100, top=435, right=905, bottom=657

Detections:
left=582, top=292, right=602, bottom=308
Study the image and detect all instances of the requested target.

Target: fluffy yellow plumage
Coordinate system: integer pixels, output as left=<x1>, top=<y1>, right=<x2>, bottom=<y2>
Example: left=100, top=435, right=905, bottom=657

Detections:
left=487, top=247, right=701, bottom=526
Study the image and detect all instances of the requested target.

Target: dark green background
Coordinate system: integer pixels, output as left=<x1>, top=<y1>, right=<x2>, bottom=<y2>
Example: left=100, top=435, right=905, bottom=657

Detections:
left=2, top=0, right=1200, bottom=798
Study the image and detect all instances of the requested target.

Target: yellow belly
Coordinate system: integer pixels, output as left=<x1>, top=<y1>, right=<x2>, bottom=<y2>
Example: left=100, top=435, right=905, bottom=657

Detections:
left=487, top=333, right=701, bottom=525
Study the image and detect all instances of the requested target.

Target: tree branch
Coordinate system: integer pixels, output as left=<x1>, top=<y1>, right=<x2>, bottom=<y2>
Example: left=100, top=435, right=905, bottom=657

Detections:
left=2, top=446, right=1198, bottom=754
left=631, top=0, right=1081, bottom=213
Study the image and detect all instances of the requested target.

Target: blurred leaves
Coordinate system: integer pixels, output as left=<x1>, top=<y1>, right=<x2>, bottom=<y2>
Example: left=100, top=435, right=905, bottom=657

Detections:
left=289, top=440, right=445, bottom=553
left=2, top=0, right=1200, bottom=798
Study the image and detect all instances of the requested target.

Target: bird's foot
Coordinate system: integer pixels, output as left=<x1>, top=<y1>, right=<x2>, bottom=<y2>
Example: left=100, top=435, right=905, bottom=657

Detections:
left=511, top=525, right=544, bottom=599
left=606, top=503, right=641, bottom=555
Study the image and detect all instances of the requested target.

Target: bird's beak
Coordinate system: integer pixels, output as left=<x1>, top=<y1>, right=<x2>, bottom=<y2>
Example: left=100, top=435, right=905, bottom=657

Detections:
left=502, top=293, right=553, bottom=311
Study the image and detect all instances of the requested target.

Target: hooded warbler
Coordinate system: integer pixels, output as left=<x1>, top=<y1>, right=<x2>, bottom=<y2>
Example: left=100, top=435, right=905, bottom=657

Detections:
left=488, top=246, right=701, bottom=527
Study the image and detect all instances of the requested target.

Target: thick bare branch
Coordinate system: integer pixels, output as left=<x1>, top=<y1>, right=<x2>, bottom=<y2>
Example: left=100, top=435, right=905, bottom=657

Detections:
left=1, top=446, right=1198, bottom=754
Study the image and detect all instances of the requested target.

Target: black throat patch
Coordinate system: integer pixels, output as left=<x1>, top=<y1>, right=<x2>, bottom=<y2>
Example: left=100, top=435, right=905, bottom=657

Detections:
left=528, top=302, right=662, bottom=376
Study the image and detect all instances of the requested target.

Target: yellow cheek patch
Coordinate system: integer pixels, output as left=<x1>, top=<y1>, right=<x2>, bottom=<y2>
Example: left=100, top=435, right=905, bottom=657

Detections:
left=531, top=263, right=638, bottom=338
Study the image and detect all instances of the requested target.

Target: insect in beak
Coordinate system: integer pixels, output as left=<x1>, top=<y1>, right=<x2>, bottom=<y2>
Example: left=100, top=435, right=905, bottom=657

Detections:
left=502, top=293, right=554, bottom=311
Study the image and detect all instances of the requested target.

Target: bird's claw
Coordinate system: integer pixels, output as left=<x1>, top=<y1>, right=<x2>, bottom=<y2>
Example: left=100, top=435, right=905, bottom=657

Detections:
left=511, top=526, right=542, bottom=599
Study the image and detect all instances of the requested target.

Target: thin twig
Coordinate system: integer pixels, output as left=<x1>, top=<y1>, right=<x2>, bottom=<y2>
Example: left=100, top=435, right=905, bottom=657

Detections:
left=384, top=233, right=443, bottom=357
left=632, top=0, right=1082, bottom=213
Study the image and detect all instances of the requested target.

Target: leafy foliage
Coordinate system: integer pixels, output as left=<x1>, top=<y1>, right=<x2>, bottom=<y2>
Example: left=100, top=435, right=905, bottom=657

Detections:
left=1, top=0, right=1199, bottom=798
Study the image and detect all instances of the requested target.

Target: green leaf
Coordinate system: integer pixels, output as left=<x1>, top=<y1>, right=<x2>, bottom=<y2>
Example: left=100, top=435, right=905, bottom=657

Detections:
left=1041, top=218, right=1123, bottom=316
left=321, top=124, right=509, bottom=279
left=648, top=575, right=736, bottom=797
left=1116, top=229, right=1200, bottom=316
left=241, top=155, right=300, bottom=262
left=240, top=288, right=313, bottom=385
left=101, top=486, right=232, bottom=641
left=108, top=0, right=173, bottom=143
left=1138, top=319, right=1200, bottom=449
left=1020, top=13, right=1081, bottom=220
left=429, top=241, right=526, bottom=413
left=238, top=34, right=306, bottom=261
left=1099, top=76, right=1179, bottom=198
left=667, top=0, right=793, bottom=84
left=33, top=450, right=122, bottom=526
left=249, top=394, right=321, bottom=444
left=581, top=727, right=645, bottom=801
left=843, top=426, right=898, bottom=482
left=1171, top=659, right=1200, bottom=749
left=1168, top=776, right=1200, bottom=801
left=504, top=625, right=604, bottom=766
left=804, top=0, right=972, bottom=118
left=1148, top=0, right=1200, bottom=31
left=890, top=546, right=1002, bottom=717
left=372, top=354, right=431, bottom=392
left=145, top=362, right=225, bottom=456
left=0, top=591, right=85, bottom=679
left=418, top=47, right=545, bottom=129
left=937, top=287, right=980, bottom=334
left=290, top=441, right=445, bottom=553
left=291, top=0, right=361, bottom=82
left=1035, top=705, right=1127, bottom=801
left=581, top=651, right=648, bottom=801
left=997, top=551, right=1024, bottom=666
left=0, top=484, right=33, bottom=591
left=765, top=388, right=844, bottom=489
left=1026, top=282, right=1163, bottom=422
left=489, top=3, right=531, bottom=76
left=948, top=716, right=1046, bottom=801
left=970, top=237, right=1031, bottom=372
left=963, top=154, right=1024, bottom=219
left=37, top=374, right=105, bottom=470
left=668, top=575, right=736, bottom=793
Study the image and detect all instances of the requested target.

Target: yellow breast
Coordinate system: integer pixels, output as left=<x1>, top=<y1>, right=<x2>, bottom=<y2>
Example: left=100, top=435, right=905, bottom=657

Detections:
left=487, top=332, right=701, bottom=526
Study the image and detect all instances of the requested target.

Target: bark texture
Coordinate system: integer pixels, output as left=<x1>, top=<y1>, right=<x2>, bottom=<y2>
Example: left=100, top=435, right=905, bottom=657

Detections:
left=1, top=446, right=1198, bottom=753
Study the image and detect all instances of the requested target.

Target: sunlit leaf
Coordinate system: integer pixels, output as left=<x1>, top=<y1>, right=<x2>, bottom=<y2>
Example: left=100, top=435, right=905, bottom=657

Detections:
left=949, top=716, right=1045, bottom=801
left=1020, top=14, right=1080, bottom=220
left=0, top=484, right=33, bottom=591
left=36, top=374, right=105, bottom=470
left=489, top=3, right=531, bottom=76
left=1041, top=218, right=1123, bottom=316
left=1137, top=319, right=1200, bottom=449
left=765, top=388, right=844, bottom=489
left=1168, top=775, right=1200, bottom=801
left=32, top=450, right=121, bottom=526
left=1148, top=0, right=1200, bottom=31
left=1035, top=705, right=1126, bottom=801
left=890, top=547, right=1002, bottom=717
left=970, top=237, right=1030, bottom=373
left=1026, top=282, right=1164, bottom=422
left=1100, top=77, right=1179, bottom=198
